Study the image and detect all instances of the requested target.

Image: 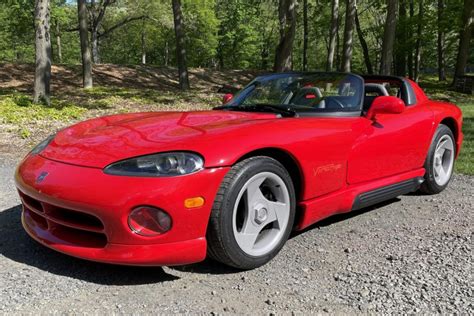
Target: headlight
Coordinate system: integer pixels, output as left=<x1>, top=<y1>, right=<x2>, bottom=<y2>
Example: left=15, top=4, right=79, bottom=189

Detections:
left=104, top=152, right=204, bottom=177
left=30, top=134, right=55, bottom=155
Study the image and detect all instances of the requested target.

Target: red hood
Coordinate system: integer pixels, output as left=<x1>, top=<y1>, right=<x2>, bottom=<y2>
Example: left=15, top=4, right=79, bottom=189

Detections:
left=40, top=111, right=277, bottom=168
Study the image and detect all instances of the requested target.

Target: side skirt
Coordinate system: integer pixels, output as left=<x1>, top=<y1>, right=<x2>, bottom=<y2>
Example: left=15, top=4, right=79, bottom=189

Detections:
left=296, top=168, right=426, bottom=230
left=351, top=177, right=424, bottom=211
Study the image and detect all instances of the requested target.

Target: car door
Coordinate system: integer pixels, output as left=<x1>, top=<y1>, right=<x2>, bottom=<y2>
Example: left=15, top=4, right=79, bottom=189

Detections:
left=347, top=100, right=434, bottom=184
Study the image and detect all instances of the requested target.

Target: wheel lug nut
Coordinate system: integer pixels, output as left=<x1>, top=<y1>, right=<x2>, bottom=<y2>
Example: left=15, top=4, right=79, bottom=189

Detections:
left=255, top=207, right=268, bottom=224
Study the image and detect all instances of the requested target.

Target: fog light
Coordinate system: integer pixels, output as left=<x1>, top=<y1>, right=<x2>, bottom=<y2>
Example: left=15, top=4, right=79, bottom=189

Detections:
left=128, top=206, right=172, bottom=236
left=184, top=197, right=205, bottom=209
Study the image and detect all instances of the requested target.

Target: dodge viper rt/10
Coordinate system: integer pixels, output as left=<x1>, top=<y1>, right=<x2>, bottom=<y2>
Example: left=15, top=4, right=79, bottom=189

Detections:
left=15, top=72, right=463, bottom=269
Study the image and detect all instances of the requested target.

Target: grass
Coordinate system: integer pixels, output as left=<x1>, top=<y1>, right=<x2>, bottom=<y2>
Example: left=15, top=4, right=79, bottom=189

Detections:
left=0, top=75, right=472, bottom=174
left=0, top=93, right=86, bottom=124
left=0, top=87, right=220, bottom=144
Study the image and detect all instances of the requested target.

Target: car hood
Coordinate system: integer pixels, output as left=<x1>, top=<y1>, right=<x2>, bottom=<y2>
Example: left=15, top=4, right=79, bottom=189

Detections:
left=40, top=111, right=278, bottom=168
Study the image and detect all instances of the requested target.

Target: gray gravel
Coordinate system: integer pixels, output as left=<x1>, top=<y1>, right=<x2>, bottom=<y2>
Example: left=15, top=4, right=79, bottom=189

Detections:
left=0, top=156, right=472, bottom=314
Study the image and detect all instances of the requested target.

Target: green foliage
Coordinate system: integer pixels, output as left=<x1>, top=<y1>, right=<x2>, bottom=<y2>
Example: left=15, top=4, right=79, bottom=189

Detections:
left=0, top=92, right=86, bottom=125
left=216, top=0, right=278, bottom=69
left=184, top=0, right=219, bottom=67
left=0, top=0, right=35, bottom=62
left=0, top=0, right=470, bottom=72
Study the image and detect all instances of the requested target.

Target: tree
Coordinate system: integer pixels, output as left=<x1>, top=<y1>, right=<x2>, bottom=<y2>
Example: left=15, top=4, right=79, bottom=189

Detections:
left=355, top=7, right=373, bottom=74
left=302, top=0, right=308, bottom=71
left=326, top=0, right=339, bottom=71
left=341, top=0, right=356, bottom=72
left=172, top=0, right=190, bottom=90
left=88, top=0, right=113, bottom=64
left=81, top=0, right=145, bottom=64
left=55, top=20, right=62, bottom=63
left=414, top=0, right=423, bottom=82
left=78, top=0, right=92, bottom=88
left=380, top=0, right=398, bottom=75
left=141, top=18, right=146, bottom=65
left=407, top=0, right=414, bottom=79
left=394, top=0, right=406, bottom=76
left=452, top=0, right=474, bottom=86
left=437, top=0, right=446, bottom=81
left=33, top=0, right=52, bottom=105
left=274, top=0, right=297, bottom=72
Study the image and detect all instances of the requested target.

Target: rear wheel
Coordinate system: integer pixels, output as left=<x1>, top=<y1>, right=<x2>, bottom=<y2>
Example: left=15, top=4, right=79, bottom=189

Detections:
left=420, top=124, right=456, bottom=194
left=207, top=156, right=296, bottom=269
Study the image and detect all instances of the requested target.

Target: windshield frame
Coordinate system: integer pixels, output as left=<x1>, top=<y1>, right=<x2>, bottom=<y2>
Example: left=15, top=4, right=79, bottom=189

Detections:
left=225, top=72, right=365, bottom=117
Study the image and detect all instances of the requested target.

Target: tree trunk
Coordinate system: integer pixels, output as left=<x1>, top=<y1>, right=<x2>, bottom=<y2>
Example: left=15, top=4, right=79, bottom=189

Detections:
left=407, top=0, right=414, bottom=79
left=261, top=46, right=269, bottom=70
left=172, top=0, right=190, bottom=90
left=78, top=0, right=93, bottom=88
left=380, top=0, right=398, bottom=75
left=141, top=19, right=146, bottom=65
left=274, top=0, right=297, bottom=72
left=355, top=7, right=373, bottom=74
left=414, top=0, right=423, bottom=82
left=164, top=40, right=169, bottom=66
left=452, top=0, right=473, bottom=86
left=326, top=0, right=339, bottom=71
left=395, top=0, right=406, bottom=76
left=91, top=28, right=100, bottom=64
left=56, top=20, right=62, bottom=64
left=302, top=0, right=308, bottom=71
left=437, top=0, right=446, bottom=81
left=33, top=0, right=52, bottom=105
left=336, top=20, right=341, bottom=70
left=341, top=0, right=356, bottom=72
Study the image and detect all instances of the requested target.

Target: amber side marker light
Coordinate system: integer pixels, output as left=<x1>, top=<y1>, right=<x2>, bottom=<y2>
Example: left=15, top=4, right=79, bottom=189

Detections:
left=184, top=197, right=205, bottom=209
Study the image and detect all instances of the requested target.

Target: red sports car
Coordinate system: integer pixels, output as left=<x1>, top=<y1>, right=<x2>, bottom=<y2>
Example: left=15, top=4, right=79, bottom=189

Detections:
left=15, top=73, right=463, bottom=269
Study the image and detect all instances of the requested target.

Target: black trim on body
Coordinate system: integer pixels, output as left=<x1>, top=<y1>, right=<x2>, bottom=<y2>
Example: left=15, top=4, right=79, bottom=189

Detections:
left=352, top=177, right=425, bottom=211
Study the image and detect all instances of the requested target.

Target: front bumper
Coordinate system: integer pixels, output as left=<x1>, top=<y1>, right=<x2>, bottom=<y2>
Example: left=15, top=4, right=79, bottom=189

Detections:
left=15, top=154, right=230, bottom=266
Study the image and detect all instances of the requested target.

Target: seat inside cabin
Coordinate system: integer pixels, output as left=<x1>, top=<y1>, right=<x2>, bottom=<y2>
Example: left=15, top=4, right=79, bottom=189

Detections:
left=363, top=83, right=389, bottom=111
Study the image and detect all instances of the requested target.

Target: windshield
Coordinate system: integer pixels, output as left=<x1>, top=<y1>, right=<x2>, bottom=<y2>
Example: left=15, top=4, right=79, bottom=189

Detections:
left=224, top=73, right=364, bottom=114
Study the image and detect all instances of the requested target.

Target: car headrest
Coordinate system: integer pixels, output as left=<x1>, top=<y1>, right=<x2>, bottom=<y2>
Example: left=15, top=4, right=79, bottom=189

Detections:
left=289, top=87, right=323, bottom=106
left=297, top=87, right=323, bottom=99
left=364, top=83, right=389, bottom=96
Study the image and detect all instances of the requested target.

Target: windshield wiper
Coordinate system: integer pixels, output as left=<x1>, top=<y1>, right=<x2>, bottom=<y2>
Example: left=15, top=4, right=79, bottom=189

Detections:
left=213, top=104, right=297, bottom=117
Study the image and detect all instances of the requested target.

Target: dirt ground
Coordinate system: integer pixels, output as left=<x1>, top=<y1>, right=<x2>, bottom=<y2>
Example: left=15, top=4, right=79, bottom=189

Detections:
left=0, top=63, right=258, bottom=159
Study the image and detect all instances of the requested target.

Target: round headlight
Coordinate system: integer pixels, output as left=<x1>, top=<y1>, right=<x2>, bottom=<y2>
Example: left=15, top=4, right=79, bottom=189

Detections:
left=104, top=152, right=204, bottom=177
left=128, top=206, right=172, bottom=236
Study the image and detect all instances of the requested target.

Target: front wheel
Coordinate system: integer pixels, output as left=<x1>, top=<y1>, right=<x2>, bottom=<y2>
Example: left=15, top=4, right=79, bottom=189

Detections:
left=420, top=124, right=456, bottom=194
left=207, top=156, right=296, bottom=269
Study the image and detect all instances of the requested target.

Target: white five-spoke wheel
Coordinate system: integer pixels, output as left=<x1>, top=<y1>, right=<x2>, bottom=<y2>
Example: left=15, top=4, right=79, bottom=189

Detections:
left=232, top=172, right=290, bottom=257
left=207, top=156, right=296, bottom=269
left=433, top=134, right=455, bottom=186
left=421, top=124, right=456, bottom=194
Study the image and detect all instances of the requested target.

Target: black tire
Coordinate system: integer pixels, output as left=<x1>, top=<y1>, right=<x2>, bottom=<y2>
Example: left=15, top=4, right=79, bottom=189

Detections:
left=420, top=124, right=456, bottom=194
left=206, top=156, right=296, bottom=269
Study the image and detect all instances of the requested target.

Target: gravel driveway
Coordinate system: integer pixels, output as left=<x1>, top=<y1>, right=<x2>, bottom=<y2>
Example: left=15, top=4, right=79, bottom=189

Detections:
left=0, top=156, right=472, bottom=314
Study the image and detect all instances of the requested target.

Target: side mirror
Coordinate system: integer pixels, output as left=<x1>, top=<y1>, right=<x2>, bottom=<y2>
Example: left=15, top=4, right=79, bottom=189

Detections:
left=222, top=93, right=233, bottom=104
left=366, top=96, right=405, bottom=120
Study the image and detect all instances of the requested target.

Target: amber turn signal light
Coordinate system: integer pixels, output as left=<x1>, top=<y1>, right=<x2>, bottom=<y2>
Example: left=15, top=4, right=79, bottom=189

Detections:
left=184, top=197, right=205, bottom=208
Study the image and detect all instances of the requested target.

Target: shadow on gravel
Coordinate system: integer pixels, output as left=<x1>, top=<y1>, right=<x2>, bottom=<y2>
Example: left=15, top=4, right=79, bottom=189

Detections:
left=170, top=259, right=243, bottom=275
left=0, top=205, right=179, bottom=284
left=293, top=198, right=401, bottom=236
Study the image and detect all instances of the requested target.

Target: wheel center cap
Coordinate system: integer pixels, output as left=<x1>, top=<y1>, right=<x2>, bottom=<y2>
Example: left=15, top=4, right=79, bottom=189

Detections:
left=254, top=205, right=268, bottom=224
